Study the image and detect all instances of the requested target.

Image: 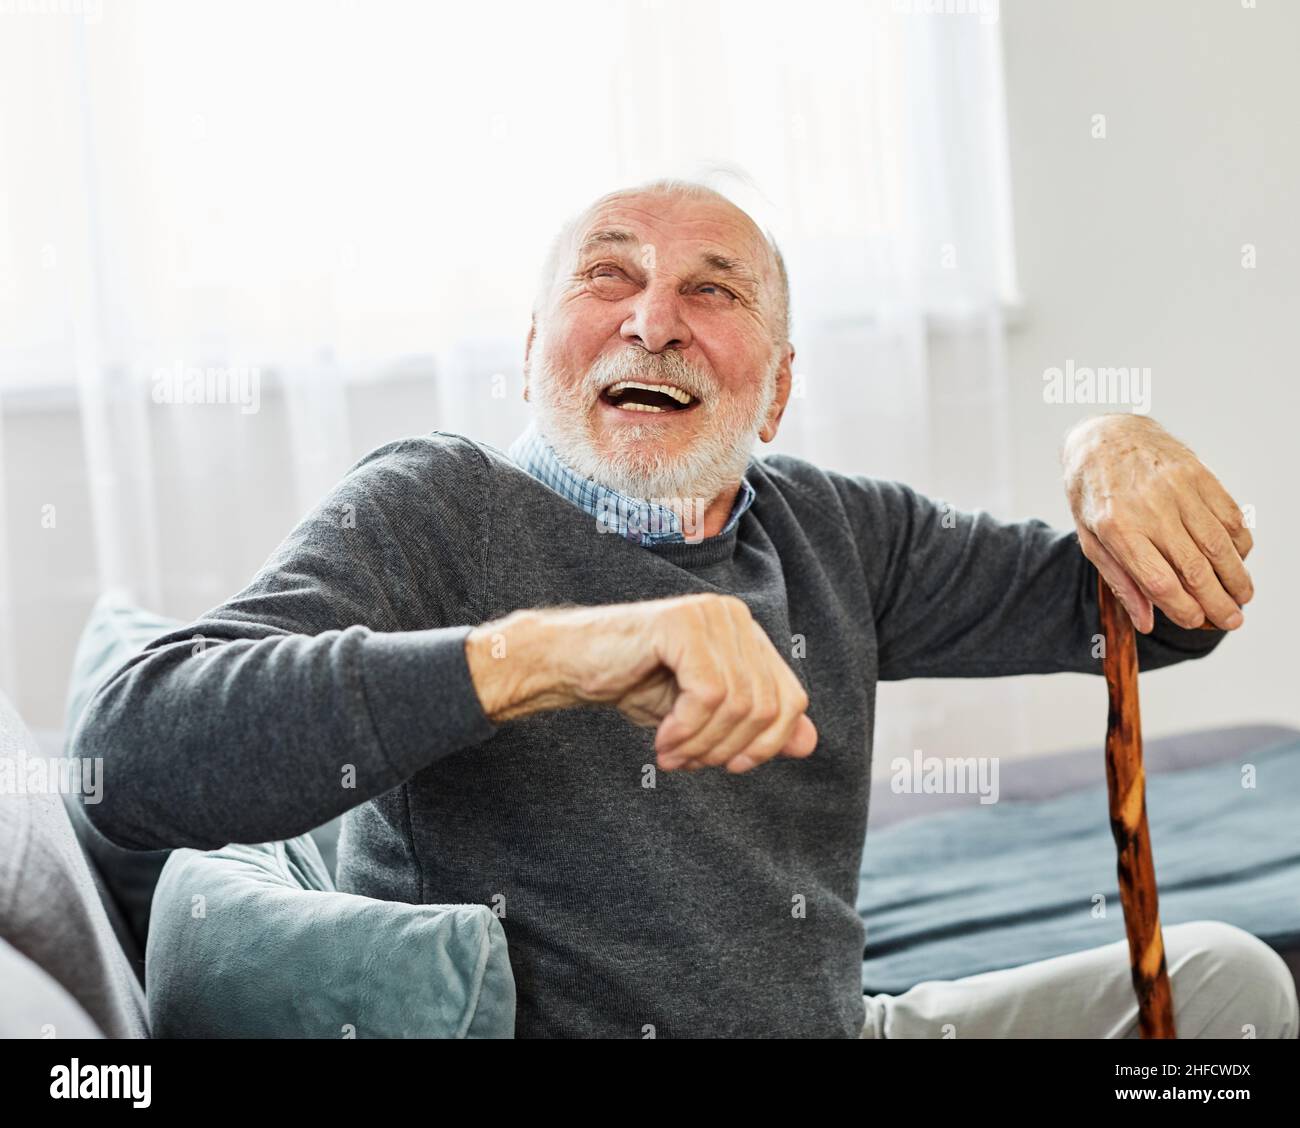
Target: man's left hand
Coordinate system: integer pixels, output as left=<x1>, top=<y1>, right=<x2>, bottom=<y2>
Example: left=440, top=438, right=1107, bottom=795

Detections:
left=1062, top=414, right=1253, bottom=634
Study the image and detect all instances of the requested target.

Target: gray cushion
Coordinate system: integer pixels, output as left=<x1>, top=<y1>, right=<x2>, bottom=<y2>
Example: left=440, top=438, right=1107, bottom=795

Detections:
left=62, top=592, right=183, bottom=976
left=0, top=937, right=104, bottom=1039
left=146, top=834, right=515, bottom=1038
left=0, top=691, right=148, bottom=1038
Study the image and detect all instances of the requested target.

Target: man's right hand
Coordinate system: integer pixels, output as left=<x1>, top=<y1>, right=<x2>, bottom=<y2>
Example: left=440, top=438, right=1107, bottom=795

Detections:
left=465, top=593, right=817, bottom=774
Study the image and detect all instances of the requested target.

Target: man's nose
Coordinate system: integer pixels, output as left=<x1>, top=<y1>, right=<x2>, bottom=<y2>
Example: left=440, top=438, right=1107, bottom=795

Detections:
left=620, top=281, right=692, bottom=354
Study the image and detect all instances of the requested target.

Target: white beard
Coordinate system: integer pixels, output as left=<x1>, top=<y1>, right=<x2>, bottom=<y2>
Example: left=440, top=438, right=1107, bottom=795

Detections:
left=530, top=339, right=779, bottom=506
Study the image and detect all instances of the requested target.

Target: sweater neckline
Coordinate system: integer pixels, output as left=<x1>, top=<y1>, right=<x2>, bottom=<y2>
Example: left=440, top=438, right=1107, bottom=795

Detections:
left=643, top=524, right=740, bottom=567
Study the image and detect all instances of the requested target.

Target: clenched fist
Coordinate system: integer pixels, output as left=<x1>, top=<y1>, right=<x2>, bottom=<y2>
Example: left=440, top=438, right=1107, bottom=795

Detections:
left=465, top=593, right=817, bottom=774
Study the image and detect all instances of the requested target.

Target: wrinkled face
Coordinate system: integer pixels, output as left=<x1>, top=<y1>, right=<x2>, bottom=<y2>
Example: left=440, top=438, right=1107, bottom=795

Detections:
left=526, top=190, right=792, bottom=504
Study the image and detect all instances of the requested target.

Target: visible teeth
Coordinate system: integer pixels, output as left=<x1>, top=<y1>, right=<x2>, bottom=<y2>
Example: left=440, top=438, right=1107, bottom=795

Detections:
left=615, top=401, right=668, bottom=413
left=607, top=380, right=694, bottom=405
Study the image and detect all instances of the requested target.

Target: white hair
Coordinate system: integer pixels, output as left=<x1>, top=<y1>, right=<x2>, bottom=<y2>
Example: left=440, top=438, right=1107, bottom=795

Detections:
left=532, top=175, right=792, bottom=347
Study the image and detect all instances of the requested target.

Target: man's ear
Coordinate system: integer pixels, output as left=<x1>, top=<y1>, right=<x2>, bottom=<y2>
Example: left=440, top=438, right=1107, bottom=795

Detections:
left=522, top=318, right=536, bottom=402
left=759, top=343, right=795, bottom=443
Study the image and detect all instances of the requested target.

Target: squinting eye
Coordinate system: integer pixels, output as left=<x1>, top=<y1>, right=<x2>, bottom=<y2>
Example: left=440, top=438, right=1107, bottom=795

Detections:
left=698, top=283, right=737, bottom=300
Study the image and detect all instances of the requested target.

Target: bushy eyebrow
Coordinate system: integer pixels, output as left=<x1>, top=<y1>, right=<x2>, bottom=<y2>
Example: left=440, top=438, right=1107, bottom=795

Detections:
left=575, top=227, right=761, bottom=300
left=577, top=228, right=638, bottom=257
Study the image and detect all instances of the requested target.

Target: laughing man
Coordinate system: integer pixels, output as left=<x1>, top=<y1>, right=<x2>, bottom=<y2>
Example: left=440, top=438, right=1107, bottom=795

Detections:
left=77, top=179, right=1297, bottom=1039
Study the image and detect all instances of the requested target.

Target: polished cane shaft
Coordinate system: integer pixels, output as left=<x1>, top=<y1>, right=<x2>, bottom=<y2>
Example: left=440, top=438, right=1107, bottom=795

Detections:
left=1097, top=575, right=1177, bottom=1038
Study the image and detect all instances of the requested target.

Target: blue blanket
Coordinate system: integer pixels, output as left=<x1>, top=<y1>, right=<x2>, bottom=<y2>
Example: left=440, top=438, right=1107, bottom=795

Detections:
left=858, top=736, right=1300, bottom=994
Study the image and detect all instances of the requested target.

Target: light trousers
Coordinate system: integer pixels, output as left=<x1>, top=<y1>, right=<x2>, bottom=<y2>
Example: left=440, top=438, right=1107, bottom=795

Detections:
left=860, top=921, right=1300, bottom=1039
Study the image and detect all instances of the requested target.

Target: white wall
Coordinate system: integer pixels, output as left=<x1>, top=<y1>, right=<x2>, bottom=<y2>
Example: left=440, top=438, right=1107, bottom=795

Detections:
left=997, top=0, right=1299, bottom=749
left=9, top=0, right=1295, bottom=756
left=3, top=374, right=445, bottom=732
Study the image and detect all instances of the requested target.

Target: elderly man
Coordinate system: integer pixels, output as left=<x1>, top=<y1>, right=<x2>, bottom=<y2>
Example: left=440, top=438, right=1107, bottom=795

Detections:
left=78, top=179, right=1296, bottom=1040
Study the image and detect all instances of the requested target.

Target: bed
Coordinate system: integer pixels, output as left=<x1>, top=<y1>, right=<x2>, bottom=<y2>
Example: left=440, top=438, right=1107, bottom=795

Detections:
left=859, top=723, right=1300, bottom=996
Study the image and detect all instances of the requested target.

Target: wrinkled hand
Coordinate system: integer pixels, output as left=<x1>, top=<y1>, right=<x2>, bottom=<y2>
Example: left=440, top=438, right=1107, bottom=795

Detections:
left=603, top=593, right=817, bottom=774
left=467, top=593, right=818, bottom=773
left=1062, top=414, right=1253, bottom=634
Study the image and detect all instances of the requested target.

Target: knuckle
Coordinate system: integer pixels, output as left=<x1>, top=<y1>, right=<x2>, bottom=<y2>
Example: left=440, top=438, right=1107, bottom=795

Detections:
left=1200, top=530, right=1233, bottom=560
left=1093, top=512, right=1123, bottom=539
left=1141, top=570, right=1174, bottom=599
left=1172, top=602, right=1205, bottom=628
left=722, top=694, right=752, bottom=720
left=695, top=684, right=726, bottom=711
left=1179, top=555, right=1214, bottom=590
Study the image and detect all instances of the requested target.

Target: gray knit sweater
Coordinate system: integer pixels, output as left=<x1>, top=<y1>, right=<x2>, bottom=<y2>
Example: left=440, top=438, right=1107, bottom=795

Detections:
left=75, top=432, right=1224, bottom=1037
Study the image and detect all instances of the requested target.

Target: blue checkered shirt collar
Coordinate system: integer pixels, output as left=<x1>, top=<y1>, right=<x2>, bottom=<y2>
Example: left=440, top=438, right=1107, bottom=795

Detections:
left=507, top=422, right=756, bottom=546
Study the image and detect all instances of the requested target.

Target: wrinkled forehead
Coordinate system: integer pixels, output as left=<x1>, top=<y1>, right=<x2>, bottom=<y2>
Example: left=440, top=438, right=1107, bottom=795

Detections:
left=570, top=190, right=775, bottom=290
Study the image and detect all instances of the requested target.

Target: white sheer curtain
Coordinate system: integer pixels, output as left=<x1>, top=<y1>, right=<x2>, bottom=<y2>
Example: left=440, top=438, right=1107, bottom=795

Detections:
left=1, top=0, right=1022, bottom=760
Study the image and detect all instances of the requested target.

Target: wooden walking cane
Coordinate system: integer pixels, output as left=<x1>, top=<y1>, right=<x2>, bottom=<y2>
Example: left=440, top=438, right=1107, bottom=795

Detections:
left=1096, top=574, right=1177, bottom=1038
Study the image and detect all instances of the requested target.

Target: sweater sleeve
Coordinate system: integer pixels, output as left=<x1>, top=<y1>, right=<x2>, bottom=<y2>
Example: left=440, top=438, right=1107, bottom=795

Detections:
left=837, top=475, right=1227, bottom=682
left=72, top=435, right=499, bottom=851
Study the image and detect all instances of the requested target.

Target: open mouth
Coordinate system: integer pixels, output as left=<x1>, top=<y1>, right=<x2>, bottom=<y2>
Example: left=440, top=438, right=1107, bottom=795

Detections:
left=600, top=380, right=699, bottom=414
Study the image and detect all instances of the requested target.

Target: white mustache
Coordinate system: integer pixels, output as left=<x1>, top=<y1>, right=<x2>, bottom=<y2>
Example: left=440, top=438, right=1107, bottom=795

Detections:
left=584, top=349, right=714, bottom=403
